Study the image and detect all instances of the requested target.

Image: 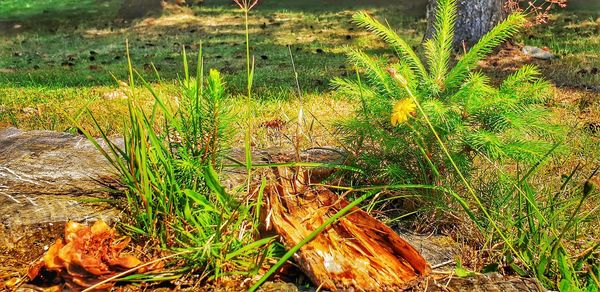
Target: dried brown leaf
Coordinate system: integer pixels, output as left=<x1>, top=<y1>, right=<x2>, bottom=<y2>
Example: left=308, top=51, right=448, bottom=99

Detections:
left=28, top=220, right=144, bottom=290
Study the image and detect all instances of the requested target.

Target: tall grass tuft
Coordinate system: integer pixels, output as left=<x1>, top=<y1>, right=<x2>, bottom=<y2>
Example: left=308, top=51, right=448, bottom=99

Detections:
left=77, top=43, right=275, bottom=282
left=482, top=163, right=600, bottom=290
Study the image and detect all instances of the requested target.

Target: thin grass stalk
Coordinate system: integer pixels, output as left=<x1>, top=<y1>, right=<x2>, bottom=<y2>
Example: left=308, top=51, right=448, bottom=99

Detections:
left=550, top=163, right=580, bottom=212
left=234, top=0, right=257, bottom=196
left=288, top=45, right=305, bottom=160
left=223, top=161, right=365, bottom=174
left=551, top=167, right=599, bottom=256
left=253, top=178, right=267, bottom=232
left=407, top=123, right=441, bottom=180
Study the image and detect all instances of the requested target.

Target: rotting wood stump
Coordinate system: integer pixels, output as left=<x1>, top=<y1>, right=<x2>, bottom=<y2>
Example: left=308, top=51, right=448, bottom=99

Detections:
left=265, top=166, right=430, bottom=291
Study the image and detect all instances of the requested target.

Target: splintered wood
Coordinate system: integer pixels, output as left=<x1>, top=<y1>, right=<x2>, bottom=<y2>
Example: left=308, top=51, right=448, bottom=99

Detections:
left=266, top=166, right=430, bottom=291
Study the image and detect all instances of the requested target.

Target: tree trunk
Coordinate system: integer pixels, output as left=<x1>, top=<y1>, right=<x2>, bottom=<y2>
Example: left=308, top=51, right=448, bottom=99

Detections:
left=426, top=0, right=507, bottom=49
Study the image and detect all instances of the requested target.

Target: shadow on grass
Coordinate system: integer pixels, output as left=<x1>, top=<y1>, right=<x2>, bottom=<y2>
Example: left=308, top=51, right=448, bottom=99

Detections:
left=0, top=0, right=426, bottom=93
left=0, top=0, right=128, bottom=32
left=204, top=0, right=427, bottom=15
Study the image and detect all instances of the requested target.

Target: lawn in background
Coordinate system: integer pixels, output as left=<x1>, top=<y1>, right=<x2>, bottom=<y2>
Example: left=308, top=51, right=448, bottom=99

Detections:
left=0, top=0, right=598, bottom=139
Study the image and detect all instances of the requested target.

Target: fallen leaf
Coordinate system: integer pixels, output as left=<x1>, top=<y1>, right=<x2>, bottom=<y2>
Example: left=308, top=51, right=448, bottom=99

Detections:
left=28, top=221, right=144, bottom=290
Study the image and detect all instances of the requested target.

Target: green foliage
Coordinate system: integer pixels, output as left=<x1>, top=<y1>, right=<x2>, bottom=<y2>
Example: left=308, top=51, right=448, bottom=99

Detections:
left=78, top=46, right=274, bottom=280
left=336, top=0, right=563, bottom=185
left=425, top=0, right=456, bottom=84
left=480, top=163, right=600, bottom=291
left=352, top=11, right=427, bottom=77
left=334, top=1, right=596, bottom=290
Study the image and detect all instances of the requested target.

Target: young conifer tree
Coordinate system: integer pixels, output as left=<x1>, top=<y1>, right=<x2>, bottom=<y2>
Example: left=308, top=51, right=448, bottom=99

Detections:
left=334, top=0, right=563, bottom=184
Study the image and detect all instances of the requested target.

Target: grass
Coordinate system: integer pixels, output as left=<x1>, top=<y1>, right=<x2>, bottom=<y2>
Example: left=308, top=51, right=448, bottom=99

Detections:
left=0, top=1, right=424, bottom=89
left=0, top=0, right=425, bottom=138
left=77, top=45, right=281, bottom=284
left=0, top=0, right=121, bottom=24
left=521, top=11, right=600, bottom=88
left=1, top=0, right=599, bottom=290
left=1, top=1, right=597, bottom=139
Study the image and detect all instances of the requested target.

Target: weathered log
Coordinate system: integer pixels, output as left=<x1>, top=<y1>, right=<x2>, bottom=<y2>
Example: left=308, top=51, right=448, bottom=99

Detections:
left=422, top=272, right=543, bottom=291
left=0, top=128, right=121, bottom=274
left=266, top=166, right=430, bottom=290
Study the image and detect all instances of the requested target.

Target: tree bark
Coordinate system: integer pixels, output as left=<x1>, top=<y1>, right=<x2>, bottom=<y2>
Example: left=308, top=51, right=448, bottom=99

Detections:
left=265, top=165, right=430, bottom=290
left=426, top=0, right=507, bottom=49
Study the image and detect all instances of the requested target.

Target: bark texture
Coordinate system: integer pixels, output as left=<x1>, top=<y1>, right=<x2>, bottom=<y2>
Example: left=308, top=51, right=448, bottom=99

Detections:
left=426, top=0, right=507, bottom=49
left=0, top=128, right=121, bottom=272
left=266, top=165, right=430, bottom=290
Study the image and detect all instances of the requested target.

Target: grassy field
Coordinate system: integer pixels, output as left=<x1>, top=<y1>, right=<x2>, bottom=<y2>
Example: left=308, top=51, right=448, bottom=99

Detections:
left=0, top=0, right=597, bottom=213
left=1, top=0, right=599, bottom=290
left=0, top=1, right=598, bottom=129
left=0, top=1, right=598, bottom=137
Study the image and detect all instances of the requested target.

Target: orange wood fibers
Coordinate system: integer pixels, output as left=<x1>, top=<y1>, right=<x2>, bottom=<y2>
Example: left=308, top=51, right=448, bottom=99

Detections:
left=266, top=167, right=430, bottom=290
